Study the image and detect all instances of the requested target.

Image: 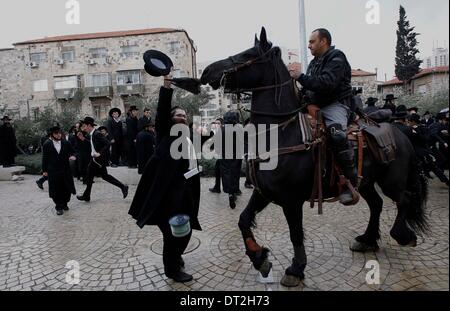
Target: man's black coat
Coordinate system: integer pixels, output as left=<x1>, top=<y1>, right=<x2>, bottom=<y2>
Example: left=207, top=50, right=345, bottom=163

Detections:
left=136, top=130, right=155, bottom=174
left=129, top=87, right=201, bottom=230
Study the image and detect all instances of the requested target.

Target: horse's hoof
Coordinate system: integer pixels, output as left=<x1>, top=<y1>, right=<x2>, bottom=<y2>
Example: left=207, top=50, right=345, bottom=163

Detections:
left=350, top=240, right=379, bottom=253
left=259, top=259, right=272, bottom=278
left=280, top=274, right=302, bottom=287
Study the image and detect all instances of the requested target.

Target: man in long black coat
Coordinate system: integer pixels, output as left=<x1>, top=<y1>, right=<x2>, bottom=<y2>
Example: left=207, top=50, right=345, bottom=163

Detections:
left=42, top=126, right=77, bottom=215
left=76, top=117, right=129, bottom=202
left=136, top=119, right=155, bottom=174
left=126, top=106, right=139, bottom=168
left=129, top=76, right=201, bottom=283
left=137, top=107, right=152, bottom=132
left=0, top=115, right=17, bottom=167
left=106, top=108, right=123, bottom=167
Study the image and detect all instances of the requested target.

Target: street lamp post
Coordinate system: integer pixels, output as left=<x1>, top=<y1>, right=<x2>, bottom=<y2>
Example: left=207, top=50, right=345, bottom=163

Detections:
left=298, top=0, right=308, bottom=73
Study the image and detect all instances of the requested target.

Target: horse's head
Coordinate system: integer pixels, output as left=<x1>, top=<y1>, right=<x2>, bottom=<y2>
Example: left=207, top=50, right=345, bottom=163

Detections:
left=201, top=27, right=283, bottom=92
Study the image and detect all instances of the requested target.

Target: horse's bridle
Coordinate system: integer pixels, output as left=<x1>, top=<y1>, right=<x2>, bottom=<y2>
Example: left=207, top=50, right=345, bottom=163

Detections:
left=219, top=47, right=293, bottom=95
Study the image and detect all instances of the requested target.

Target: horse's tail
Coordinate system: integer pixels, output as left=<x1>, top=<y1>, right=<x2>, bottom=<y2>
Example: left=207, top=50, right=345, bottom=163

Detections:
left=405, top=158, right=429, bottom=234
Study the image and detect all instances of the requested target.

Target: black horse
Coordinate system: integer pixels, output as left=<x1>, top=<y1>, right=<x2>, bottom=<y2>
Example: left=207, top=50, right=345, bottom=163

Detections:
left=200, top=27, right=428, bottom=287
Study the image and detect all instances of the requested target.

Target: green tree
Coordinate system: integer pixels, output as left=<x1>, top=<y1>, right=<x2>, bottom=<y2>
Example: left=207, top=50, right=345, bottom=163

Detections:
left=172, top=88, right=214, bottom=122
left=395, top=5, right=422, bottom=94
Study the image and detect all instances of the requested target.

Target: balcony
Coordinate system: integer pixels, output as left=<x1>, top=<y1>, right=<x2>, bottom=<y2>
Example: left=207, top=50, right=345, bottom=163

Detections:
left=54, top=88, right=79, bottom=100
left=117, top=84, right=144, bottom=96
left=85, top=86, right=113, bottom=98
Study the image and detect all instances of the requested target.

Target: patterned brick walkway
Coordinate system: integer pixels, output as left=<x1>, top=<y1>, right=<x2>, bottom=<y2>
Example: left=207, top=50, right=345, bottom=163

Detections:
left=0, top=175, right=448, bottom=291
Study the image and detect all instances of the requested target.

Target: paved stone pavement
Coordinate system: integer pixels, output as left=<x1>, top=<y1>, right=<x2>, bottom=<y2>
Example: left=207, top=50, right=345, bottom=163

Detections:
left=0, top=175, right=448, bottom=291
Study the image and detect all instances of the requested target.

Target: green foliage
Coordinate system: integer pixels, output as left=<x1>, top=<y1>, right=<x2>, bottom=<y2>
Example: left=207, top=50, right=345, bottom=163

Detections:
left=172, top=88, right=214, bottom=122
left=15, top=153, right=42, bottom=175
left=395, top=5, right=422, bottom=91
left=36, top=107, right=57, bottom=134
left=397, top=89, right=449, bottom=114
left=13, top=118, right=41, bottom=148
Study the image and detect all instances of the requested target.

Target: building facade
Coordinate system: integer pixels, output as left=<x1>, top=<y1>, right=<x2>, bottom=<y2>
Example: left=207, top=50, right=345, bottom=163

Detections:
left=423, top=47, right=449, bottom=69
left=0, top=28, right=196, bottom=121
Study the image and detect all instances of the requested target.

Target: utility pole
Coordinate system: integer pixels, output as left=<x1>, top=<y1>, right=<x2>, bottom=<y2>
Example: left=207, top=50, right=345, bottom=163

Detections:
left=298, top=0, right=308, bottom=73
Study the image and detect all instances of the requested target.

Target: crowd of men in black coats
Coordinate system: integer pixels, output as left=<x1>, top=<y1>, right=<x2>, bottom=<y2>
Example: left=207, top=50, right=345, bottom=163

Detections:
left=363, top=94, right=449, bottom=187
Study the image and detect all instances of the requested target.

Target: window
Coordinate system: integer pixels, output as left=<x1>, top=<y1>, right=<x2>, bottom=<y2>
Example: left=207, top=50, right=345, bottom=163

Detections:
left=32, top=108, right=40, bottom=120
left=117, top=70, right=141, bottom=85
left=167, top=41, right=181, bottom=53
left=62, top=50, right=75, bottom=61
left=418, top=85, right=427, bottom=95
left=30, top=52, right=47, bottom=64
left=120, top=45, right=139, bottom=57
left=33, top=80, right=48, bottom=92
left=86, top=73, right=111, bottom=87
left=54, top=76, right=80, bottom=89
left=89, top=48, right=107, bottom=59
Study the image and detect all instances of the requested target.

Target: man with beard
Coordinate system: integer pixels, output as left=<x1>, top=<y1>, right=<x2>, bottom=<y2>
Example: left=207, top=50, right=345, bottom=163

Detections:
left=106, top=108, right=123, bottom=167
left=129, top=72, right=201, bottom=283
left=136, top=119, right=155, bottom=174
left=76, top=117, right=129, bottom=202
left=42, top=126, right=77, bottom=215
left=126, top=106, right=139, bottom=168
left=0, top=115, right=17, bottom=167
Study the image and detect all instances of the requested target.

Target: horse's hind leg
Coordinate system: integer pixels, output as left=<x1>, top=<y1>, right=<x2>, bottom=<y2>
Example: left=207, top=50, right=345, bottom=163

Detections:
left=238, top=191, right=270, bottom=275
left=390, top=196, right=418, bottom=246
left=280, top=203, right=307, bottom=287
left=350, top=182, right=382, bottom=252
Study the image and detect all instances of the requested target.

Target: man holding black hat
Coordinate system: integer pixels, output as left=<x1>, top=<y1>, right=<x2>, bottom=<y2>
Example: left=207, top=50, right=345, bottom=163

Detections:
left=126, top=106, right=139, bottom=168
left=77, top=117, right=129, bottom=202
left=0, top=115, right=17, bottom=167
left=42, top=126, right=77, bottom=215
left=136, top=118, right=155, bottom=174
left=106, top=108, right=123, bottom=167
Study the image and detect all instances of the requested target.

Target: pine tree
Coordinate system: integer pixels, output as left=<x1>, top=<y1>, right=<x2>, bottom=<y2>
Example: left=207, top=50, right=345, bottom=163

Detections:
left=395, top=5, right=422, bottom=94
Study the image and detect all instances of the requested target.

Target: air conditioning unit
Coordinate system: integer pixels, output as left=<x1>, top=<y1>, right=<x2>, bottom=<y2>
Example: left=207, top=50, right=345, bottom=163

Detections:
left=55, top=59, right=64, bottom=65
left=27, top=62, right=38, bottom=68
left=87, top=59, right=96, bottom=65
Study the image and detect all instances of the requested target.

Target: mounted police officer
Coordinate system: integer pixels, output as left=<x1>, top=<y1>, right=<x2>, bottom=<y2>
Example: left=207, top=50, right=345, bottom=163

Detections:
left=288, top=28, right=358, bottom=205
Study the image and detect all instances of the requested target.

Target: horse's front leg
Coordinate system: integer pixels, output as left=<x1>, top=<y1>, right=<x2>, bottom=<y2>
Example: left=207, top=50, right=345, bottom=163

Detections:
left=238, top=191, right=271, bottom=276
left=280, top=202, right=307, bottom=287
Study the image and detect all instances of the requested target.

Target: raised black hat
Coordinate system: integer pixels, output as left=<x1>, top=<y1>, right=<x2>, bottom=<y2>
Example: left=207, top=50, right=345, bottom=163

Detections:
left=143, top=50, right=174, bottom=77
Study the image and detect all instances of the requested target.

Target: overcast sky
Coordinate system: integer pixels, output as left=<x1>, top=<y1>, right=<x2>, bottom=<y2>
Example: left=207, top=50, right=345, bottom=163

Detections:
left=1, top=0, right=448, bottom=80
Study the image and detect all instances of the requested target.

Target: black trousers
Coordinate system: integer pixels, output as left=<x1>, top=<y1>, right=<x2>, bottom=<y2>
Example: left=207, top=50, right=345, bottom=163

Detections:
left=51, top=182, right=71, bottom=211
left=213, top=159, right=221, bottom=189
left=127, top=140, right=137, bottom=167
left=110, top=140, right=122, bottom=165
left=158, top=222, right=192, bottom=272
left=82, top=160, right=125, bottom=198
left=37, top=175, right=48, bottom=184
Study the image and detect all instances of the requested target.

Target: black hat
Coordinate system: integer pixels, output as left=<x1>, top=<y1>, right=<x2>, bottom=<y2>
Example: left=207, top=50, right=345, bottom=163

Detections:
left=48, top=125, right=61, bottom=133
left=129, top=105, right=139, bottom=112
left=109, top=107, right=122, bottom=117
left=422, top=111, right=431, bottom=116
left=366, top=97, right=378, bottom=106
left=407, top=106, right=419, bottom=113
left=82, top=116, right=97, bottom=126
left=98, top=126, right=108, bottom=132
left=383, top=94, right=397, bottom=101
left=436, top=112, right=446, bottom=120
left=409, top=113, right=421, bottom=123
left=393, top=105, right=408, bottom=119
left=1, top=115, right=12, bottom=121
left=143, top=50, right=174, bottom=77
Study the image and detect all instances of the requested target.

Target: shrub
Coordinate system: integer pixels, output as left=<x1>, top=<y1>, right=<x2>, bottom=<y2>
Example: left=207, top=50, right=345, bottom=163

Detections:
left=15, top=153, right=42, bottom=175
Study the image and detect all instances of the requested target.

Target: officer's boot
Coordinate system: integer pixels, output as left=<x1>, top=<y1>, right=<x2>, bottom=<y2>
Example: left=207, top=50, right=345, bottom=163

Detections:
left=328, top=124, right=360, bottom=205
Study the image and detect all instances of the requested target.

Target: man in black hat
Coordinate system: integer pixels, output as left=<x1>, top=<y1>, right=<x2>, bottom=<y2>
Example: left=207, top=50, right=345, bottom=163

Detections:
left=363, top=97, right=379, bottom=115
left=136, top=119, right=155, bottom=174
left=407, top=106, right=419, bottom=115
left=75, top=120, right=91, bottom=184
left=126, top=106, right=139, bottom=168
left=0, top=115, right=17, bottom=167
left=106, top=108, right=123, bottom=167
left=391, top=105, right=412, bottom=139
left=77, top=117, right=129, bottom=202
left=381, top=94, right=397, bottom=114
left=429, top=112, right=448, bottom=171
left=408, top=114, right=449, bottom=187
left=42, top=126, right=77, bottom=215
left=129, top=71, right=202, bottom=283
left=138, top=107, right=152, bottom=133
left=421, top=111, right=434, bottom=127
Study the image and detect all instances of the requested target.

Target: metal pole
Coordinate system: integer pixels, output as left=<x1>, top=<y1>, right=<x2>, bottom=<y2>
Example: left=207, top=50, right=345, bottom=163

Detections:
left=298, top=0, right=308, bottom=73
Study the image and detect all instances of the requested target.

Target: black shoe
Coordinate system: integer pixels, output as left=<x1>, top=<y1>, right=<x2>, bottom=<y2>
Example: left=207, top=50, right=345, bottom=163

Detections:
left=165, top=270, right=193, bottom=283
left=56, top=210, right=64, bottom=216
left=63, top=206, right=69, bottom=211
left=244, top=182, right=254, bottom=189
left=36, top=180, right=44, bottom=190
left=122, top=185, right=129, bottom=199
left=209, top=187, right=221, bottom=193
left=229, top=194, right=236, bottom=209
left=77, top=195, right=90, bottom=202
